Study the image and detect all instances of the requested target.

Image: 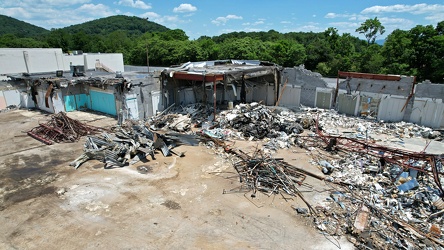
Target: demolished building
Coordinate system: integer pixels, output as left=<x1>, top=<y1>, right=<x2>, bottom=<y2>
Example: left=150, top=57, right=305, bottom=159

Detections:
left=160, top=60, right=301, bottom=110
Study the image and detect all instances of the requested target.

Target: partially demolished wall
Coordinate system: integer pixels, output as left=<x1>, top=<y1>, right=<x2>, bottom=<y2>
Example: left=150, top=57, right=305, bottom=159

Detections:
left=282, top=66, right=329, bottom=108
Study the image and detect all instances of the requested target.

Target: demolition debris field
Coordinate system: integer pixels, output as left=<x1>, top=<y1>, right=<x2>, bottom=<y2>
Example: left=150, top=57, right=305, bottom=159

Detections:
left=1, top=105, right=443, bottom=249
left=0, top=109, right=354, bottom=250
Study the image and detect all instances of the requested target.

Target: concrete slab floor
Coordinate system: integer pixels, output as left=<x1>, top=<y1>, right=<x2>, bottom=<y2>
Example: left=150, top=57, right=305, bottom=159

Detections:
left=0, top=109, right=383, bottom=250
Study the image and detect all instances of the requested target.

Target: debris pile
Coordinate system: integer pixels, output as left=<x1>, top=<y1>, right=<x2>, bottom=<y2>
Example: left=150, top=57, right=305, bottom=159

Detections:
left=70, top=120, right=184, bottom=169
left=294, top=131, right=444, bottom=248
left=27, top=112, right=103, bottom=145
left=215, top=103, right=303, bottom=150
left=150, top=103, right=215, bottom=131
left=298, top=107, right=443, bottom=141
left=210, top=104, right=444, bottom=248
left=311, top=176, right=444, bottom=248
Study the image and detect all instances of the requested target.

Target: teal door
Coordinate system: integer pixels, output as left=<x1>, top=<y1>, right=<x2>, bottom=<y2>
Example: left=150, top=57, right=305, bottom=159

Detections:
left=89, top=90, right=117, bottom=116
left=64, top=94, right=89, bottom=112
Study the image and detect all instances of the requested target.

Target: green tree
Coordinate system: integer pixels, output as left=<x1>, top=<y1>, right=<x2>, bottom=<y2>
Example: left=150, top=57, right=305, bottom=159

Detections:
left=358, top=44, right=384, bottom=73
left=409, top=24, right=439, bottom=81
left=381, top=29, right=413, bottom=75
left=305, top=38, right=333, bottom=70
left=269, top=39, right=306, bottom=67
left=219, top=37, right=262, bottom=60
left=193, top=36, right=219, bottom=61
left=356, top=17, right=385, bottom=45
left=46, top=29, right=71, bottom=52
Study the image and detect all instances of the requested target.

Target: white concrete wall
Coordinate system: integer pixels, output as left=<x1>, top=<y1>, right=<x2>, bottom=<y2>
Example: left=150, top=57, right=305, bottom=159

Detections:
left=1, top=49, right=125, bottom=75
left=25, top=49, right=65, bottom=73
left=63, top=54, right=85, bottom=69
left=0, top=48, right=66, bottom=74
left=84, top=53, right=124, bottom=72
left=0, top=49, right=29, bottom=74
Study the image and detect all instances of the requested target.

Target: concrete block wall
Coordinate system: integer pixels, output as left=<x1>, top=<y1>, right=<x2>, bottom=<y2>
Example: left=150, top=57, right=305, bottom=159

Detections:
left=338, top=76, right=414, bottom=97
left=282, top=66, right=329, bottom=107
left=415, top=81, right=444, bottom=99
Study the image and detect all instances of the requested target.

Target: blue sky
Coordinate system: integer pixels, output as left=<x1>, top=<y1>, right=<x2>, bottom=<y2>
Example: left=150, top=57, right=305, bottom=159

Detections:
left=1, top=0, right=443, bottom=39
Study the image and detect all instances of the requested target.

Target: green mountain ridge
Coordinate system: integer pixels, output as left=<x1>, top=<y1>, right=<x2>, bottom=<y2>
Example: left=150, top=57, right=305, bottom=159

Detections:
left=0, top=15, right=169, bottom=37
left=0, top=15, right=49, bottom=37
left=59, top=15, right=169, bottom=35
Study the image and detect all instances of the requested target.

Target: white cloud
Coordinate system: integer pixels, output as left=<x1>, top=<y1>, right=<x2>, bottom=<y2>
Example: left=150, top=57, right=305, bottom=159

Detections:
left=77, top=3, right=114, bottom=16
left=211, top=14, right=242, bottom=26
left=325, top=12, right=368, bottom=21
left=325, top=13, right=340, bottom=18
left=0, top=7, right=33, bottom=19
left=244, top=28, right=261, bottom=32
left=361, top=4, right=444, bottom=24
left=117, top=0, right=151, bottom=10
left=281, top=21, right=291, bottom=24
left=243, top=20, right=264, bottom=26
left=140, top=12, right=184, bottom=28
left=2, top=0, right=91, bottom=7
left=425, top=13, right=444, bottom=23
left=329, top=22, right=359, bottom=29
left=361, top=4, right=444, bottom=15
left=141, top=12, right=161, bottom=19
left=173, top=3, right=197, bottom=13
left=378, top=17, right=411, bottom=24
left=0, top=2, right=121, bottom=29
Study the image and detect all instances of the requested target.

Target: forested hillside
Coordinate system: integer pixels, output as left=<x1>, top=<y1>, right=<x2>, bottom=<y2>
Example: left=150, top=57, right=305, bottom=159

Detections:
left=0, top=15, right=443, bottom=82
left=60, top=15, right=169, bottom=36
left=0, top=15, right=48, bottom=36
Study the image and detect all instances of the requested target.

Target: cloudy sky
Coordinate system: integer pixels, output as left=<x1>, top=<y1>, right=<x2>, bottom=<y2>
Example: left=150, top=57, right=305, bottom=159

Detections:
left=1, top=0, right=443, bottom=39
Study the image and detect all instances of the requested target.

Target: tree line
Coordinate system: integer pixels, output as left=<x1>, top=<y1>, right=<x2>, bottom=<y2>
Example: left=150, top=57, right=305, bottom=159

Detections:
left=0, top=18, right=442, bottom=82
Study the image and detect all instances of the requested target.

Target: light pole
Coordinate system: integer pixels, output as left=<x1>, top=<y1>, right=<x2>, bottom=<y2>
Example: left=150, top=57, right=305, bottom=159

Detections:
left=146, top=17, right=150, bottom=74
left=146, top=42, right=150, bottom=74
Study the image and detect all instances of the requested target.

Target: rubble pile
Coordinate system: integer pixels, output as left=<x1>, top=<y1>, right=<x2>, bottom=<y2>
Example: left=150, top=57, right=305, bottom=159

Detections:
left=294, top=133, right=444, bottom=248
left=70, top=120, right=183, bottom=169
left=312, top=173, right=444, bottom=248
left=27, top=112, right=103, bottom=145
left=150, top=103, right=215, bottom=132
left=298, top=107, right=443, bottom=140
left=217, top=102, right=303, bottom=142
